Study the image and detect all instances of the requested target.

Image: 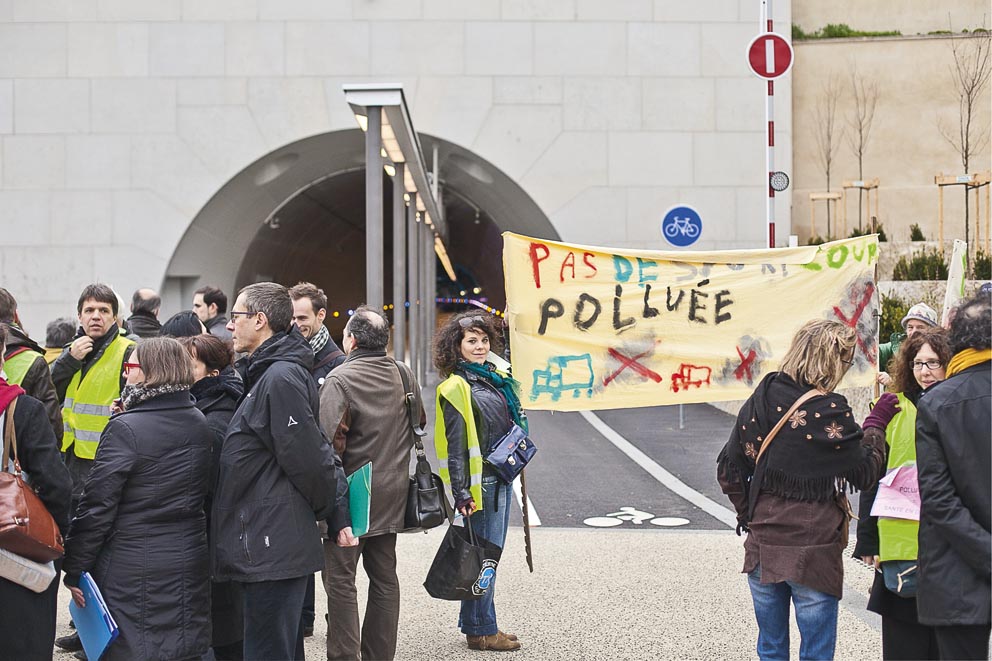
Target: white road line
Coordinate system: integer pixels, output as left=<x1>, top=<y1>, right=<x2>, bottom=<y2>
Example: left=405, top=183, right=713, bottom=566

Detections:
left=512, top=475, right=542, bottom=527
left=579, top=410, right=738, bottom=529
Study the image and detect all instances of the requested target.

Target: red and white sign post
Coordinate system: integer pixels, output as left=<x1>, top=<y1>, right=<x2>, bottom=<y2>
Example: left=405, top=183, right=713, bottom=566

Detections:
left=746, top=0, right=794, bottom=248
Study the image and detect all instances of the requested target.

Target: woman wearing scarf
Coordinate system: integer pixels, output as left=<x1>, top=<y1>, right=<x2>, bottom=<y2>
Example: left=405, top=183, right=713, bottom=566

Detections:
left=63, top=337, right=213, bottom=661
left=717, top=319, right=886, bottom=660
left=853, top=328, right=951, bottom=659
left=0, top=323, right=72, bottom=661
left=433, top=312, right=523, bottom=652
left=179, top=333, right=245, bottom=661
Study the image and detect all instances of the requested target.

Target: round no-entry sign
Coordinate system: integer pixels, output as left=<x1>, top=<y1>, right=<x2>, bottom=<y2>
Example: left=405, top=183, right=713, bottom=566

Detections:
left=746, top=32, right=793, bottom=79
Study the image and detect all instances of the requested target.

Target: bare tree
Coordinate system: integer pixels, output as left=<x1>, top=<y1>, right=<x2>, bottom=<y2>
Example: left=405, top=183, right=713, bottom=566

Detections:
left=937, top=25, right=991, bottom=270
left=846, top=65, right=880, bottom=232
left=812, top=74, right=845, bottom=237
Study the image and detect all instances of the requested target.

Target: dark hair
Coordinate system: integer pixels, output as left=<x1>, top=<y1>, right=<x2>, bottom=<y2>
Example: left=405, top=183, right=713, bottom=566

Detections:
left=178, top=334, right=234, bottom=374
left=289, top=282, right=327, bottom=313
left=432, top=312, right=503, bottom=377
left=194, top=285, right=228, bottom=315
left=949, top=295, right=991, bottom=354
left=238, top=282, right=293, bottom=333
left=77, top=283, right=118, bottom=316
left=131, top=288, right=161, bottom=315
left=161, top=310, right=205, bottom=338
left=45, top=317, right=76, bottom=348
left=890, top=328, right=953, bottom=401
left=0, top=322, right=8, bottom=353
left=135, top=337, right=194, bottom=388
left=0, top=288, right=16, bottom=323
left=344, top=305, right=389, bottom=351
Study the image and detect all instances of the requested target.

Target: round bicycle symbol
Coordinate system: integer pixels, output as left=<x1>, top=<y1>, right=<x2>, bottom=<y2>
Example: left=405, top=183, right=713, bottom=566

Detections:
left=661, top=205, right=702, bottom=247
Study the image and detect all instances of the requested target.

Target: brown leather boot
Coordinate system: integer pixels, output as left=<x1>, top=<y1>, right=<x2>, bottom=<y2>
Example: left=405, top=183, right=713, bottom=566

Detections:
left=499, top=631, right=519, bottom=641
left=467, top=632, right=521, bottom=651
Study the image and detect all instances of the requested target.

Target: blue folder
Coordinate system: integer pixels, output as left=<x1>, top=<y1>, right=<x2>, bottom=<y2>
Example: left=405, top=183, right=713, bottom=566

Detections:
left=69, top=571, right=119, bottom=661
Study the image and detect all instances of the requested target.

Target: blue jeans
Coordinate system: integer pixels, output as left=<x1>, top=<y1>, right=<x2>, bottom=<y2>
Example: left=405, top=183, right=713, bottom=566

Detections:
left=459, top=475, right=512, bottom=636
left=747, top=565, right=839, bottom=660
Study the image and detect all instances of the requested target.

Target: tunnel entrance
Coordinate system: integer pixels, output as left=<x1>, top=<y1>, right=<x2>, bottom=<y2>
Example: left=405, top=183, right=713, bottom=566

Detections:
left=165, top=129, right=558, bottom=337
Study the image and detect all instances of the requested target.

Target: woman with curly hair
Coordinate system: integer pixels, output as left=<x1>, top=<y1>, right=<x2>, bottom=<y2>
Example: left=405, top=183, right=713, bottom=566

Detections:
left=432, top=312, right=523, bottom=652
left=718, top=318, right=886, bottom=660
left=853, top=327, right=951, bottom=659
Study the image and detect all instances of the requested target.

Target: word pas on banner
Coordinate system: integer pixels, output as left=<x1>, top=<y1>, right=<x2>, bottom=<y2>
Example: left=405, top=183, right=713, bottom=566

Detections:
left=503, top=232, right=879, bottom=412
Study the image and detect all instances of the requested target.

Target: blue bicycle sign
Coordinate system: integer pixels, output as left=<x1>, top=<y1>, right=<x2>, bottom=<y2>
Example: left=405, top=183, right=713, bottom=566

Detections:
left=661, top=205, right=702, bottom=247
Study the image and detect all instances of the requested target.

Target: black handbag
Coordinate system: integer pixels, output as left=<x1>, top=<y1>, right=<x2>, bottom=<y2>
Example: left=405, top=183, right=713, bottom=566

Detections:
left=390, top=360, right=452, bottom=532
left=423, top=517, right=502, bottom=601
left=484, top=423, right=537, bottom=483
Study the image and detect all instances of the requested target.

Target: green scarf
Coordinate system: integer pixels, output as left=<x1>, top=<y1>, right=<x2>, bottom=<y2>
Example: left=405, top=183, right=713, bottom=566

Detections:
left=458, top=360, right=528, bottom=432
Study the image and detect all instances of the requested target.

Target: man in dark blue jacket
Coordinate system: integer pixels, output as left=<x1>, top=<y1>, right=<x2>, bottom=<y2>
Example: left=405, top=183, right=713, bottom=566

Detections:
left=211, top=282, right=352, bottom=661
left=915, top=294, right=991, bottom=660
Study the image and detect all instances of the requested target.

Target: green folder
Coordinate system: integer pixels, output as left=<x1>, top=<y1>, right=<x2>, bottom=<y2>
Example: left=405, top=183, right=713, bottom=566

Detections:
left=347, top=462, right=372, bottom=537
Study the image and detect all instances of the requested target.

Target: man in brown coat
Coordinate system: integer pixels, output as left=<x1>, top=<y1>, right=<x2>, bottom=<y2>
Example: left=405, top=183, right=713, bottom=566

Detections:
left=319, top=305, right=425, bottom=661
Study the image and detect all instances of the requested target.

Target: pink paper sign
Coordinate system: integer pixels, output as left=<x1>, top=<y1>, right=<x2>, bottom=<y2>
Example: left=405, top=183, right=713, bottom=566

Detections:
left=870, top=465, right=921, bottom=521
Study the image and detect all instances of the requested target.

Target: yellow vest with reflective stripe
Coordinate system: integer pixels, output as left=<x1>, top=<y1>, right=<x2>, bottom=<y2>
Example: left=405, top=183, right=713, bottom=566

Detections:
left=435, top=374, right=484, bottom=510
left=4, top=348, right=39, bottom=386
left=61, top=335, right=133, bottom=459
left=877, top=392, right=920, bottom=562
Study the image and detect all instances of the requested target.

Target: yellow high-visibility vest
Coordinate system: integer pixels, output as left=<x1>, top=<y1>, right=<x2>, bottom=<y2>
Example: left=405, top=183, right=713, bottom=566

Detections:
left=3, top=347, right=39, bottom=386
left=877, top=392, right=920, bottom=562
left=434, top=374, right=484, bottom=510
left=61, top=334, right=133, bottom=459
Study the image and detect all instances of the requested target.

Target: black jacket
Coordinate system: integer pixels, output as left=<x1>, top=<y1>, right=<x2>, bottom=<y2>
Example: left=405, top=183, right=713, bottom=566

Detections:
left=441, top=366, right=514, bottom=507
left=191, top=366, right=243, bottom=502
left=3, top=326, right=62, bottom=443
left=51, top=324, right=134, bottom=403
left=125, top=311, right=161, bottom=339
left=63, top=391, right=212, bottom=660
left=311, top=336, right=346, bottom=386
left=212, top=328, right=347, bottom=582
left=205, top=314, right=232, bottom=340
left=0, top=392, right=72, bottom=660
left=914, top=360, right=991, bottom=626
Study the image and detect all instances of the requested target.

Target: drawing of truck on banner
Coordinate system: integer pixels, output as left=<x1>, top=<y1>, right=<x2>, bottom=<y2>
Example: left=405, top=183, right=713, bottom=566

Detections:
left=531, top=354, right=595, bottom=401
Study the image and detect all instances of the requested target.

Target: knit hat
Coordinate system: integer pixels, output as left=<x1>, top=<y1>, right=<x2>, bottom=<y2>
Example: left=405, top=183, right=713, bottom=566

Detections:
left=901, top=302, right=938, bottom=329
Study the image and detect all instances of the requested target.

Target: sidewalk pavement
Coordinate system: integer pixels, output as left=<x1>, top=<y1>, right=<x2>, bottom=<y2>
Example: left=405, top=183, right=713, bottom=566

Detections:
left=54, top=527, right=880, bottom=660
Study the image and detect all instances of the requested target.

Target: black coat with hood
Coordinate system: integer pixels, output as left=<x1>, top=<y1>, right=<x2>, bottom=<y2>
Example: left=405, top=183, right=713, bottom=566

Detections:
left=62, top=390, right=213, bottom=661
left=914, top=360, right=991, bottom=627
left=190, top=365, right=243, bottom=501
left=211, top=327, right=348, bottom=583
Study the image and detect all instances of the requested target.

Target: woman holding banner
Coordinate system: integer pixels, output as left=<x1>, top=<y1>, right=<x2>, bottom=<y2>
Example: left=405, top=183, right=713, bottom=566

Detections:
left=718, top=319, right=886, bottom=661
left=853, top=328, right=951, bottom=659
left=433, top=312, right=523, bottom=653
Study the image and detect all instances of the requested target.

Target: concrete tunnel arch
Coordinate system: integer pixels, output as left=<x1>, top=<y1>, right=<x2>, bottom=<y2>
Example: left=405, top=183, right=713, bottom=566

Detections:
left=163, top=129, right=559, bottom=337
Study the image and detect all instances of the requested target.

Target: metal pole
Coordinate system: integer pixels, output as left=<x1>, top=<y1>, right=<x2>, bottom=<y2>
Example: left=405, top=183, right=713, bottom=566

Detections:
left=764, top=0, right=776, bottom=248
left=678, top=404, right=685, bottom=430
left=392, top=163, right=406, bottom=362
left=420, top=222, right=430, bottom=381
left=365, top=107, right=383, bottom=309
left=406, top=193, right=419, bottom=374
left=427, top=232, right=436, bottom=378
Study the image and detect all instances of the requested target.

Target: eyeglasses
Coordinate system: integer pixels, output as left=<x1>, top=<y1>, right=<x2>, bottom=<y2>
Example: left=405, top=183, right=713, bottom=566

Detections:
left=912, top=360, right=943, bottom=371
left=457, top=315, right=485, bottom=328
left=122, top=362, right=142, bottom=375
left=229, top=310, right=257, bottom=320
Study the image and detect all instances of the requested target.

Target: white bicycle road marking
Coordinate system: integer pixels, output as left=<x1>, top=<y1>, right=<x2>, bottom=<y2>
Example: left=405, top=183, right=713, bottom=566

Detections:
left=578, top=411, right=738, bottom=529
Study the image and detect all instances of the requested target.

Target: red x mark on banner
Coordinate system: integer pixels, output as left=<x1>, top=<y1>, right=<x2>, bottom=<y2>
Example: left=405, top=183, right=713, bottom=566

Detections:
left=603, top=348, right=663, bottom=387
left=832, top=282, right=876, bottom=359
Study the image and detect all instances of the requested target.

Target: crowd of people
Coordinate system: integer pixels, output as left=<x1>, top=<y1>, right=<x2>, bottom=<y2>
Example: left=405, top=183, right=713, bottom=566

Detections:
left=0, top=275, right=987, bottom=661
left=719, top=295, right=991, bottom=660
left=0, top=281, right=525, bottom=661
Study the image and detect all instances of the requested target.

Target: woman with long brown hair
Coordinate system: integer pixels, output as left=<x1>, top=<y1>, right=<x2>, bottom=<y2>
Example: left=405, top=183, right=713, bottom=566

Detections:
left=718, top=318, right=886, bottom=660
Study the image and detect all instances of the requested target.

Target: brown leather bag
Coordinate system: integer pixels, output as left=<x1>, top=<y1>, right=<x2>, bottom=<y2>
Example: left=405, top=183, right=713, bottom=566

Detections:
left=0, top=399, right=64, bottom=562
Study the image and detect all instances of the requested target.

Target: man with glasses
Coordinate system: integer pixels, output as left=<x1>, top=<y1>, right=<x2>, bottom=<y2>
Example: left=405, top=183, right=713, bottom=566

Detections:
left=914, top=294, right=991, bottom=660
left=51, top=283, right=135, bottom=656
left=211, top=282, right=351, bottom=661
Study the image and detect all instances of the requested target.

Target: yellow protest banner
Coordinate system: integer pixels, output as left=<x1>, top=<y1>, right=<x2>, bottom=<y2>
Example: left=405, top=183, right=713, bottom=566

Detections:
left=503, top=232, right=879, bottom=411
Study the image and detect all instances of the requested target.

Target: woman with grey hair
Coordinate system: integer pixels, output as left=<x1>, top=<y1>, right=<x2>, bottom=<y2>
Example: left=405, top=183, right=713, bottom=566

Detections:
left=63, top=337, right=213, bottom=661
left=718, top=318, right=886, bottom=660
